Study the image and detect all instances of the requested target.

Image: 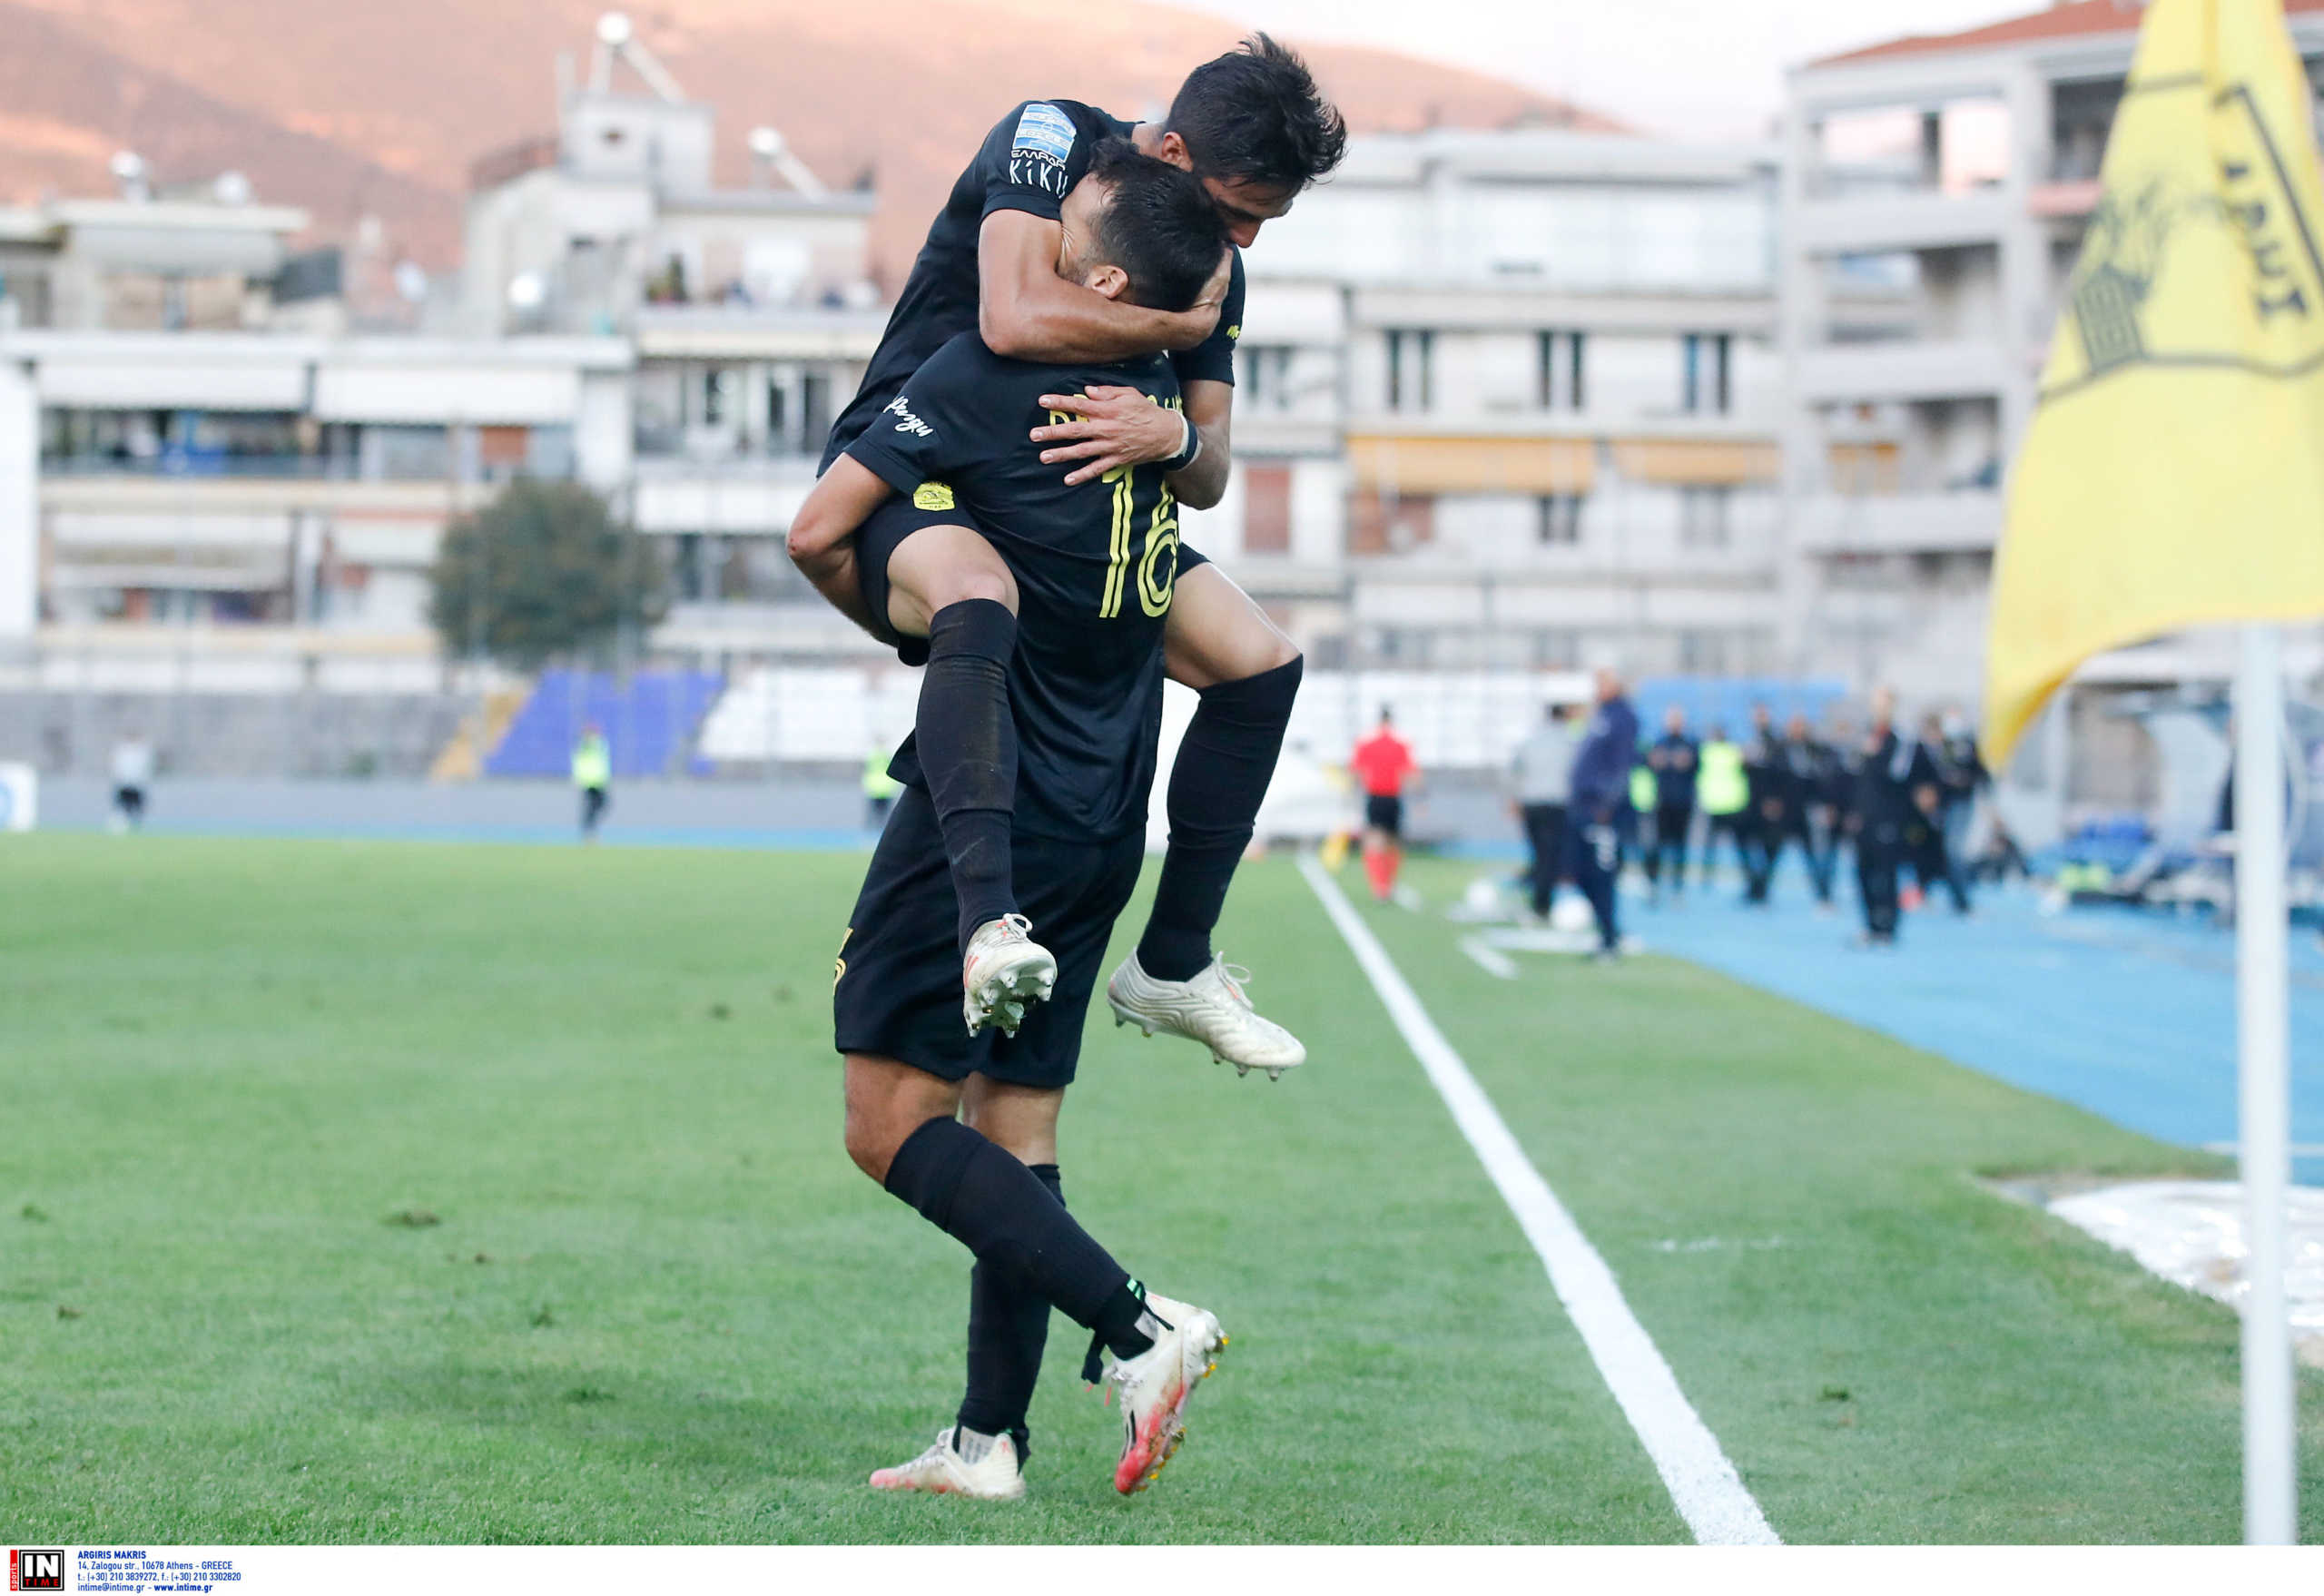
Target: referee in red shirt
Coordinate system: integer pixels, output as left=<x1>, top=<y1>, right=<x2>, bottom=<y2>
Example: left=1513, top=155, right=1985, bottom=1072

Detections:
left=1350, top=707, right=1421, bottom=902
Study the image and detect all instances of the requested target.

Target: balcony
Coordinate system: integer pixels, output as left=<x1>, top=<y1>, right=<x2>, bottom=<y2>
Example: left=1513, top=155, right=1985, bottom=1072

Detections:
left=1794, top=339, right=2013, bottom=403
left=632, top=453, right=821, bottom=535
left=631, top=304, right=887, bottom=362
left=1793, top=190, right=2014, bottom=255
left=1794, top=490, right=2002, bottom=554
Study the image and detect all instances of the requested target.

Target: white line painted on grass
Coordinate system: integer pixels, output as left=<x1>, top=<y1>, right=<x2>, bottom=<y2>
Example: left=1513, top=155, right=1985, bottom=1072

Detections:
left=1299, top=856, right=1780, bottom=1546
left=1458, top=935, right=1520, bottom=979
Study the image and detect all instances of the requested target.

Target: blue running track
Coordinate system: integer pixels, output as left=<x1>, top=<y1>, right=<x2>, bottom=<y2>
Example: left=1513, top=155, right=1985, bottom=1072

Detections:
left=1633, top=873, right=2324, bottom=1185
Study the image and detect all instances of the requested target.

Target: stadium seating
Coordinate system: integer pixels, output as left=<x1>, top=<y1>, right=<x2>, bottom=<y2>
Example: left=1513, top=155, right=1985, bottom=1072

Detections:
left=483, top=669, right=724, bottom=778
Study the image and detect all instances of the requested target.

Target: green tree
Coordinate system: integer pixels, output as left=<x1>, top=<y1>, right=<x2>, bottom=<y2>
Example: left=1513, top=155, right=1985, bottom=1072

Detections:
left=428, top=479, right=667, bottom=670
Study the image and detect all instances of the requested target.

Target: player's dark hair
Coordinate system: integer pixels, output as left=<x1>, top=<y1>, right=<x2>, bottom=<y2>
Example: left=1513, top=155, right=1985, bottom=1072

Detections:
left=1083, top=139, right=1230, bottom=311
left=1167, top=34, right=1347, bottom=194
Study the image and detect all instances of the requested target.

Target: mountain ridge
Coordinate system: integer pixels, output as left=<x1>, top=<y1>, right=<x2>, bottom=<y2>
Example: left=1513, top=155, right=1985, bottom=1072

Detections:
left=0, top=0, right=1622, bottom=281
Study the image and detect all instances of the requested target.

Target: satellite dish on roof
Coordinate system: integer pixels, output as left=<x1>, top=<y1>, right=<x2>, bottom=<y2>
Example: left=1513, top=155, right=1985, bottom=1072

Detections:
left=109, top=150, right=149, bottom=201
left=747, top=123, right=828, bottom=200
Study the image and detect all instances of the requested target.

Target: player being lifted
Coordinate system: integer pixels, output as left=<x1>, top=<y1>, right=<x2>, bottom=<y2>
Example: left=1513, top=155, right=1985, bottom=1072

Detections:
left=789, top=143, right=1235, bottom=1500
left=793, top=37, right=1345, bottom=1075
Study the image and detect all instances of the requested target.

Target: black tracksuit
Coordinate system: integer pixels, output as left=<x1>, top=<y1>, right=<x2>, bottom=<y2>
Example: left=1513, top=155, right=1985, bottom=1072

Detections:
left=1765, top=734, right=1837, bottom=903
left=1642, top=732, right=1698, bottom=891
left=1740, top=728, right=1786, bottom=902
left=1850, top=726, right=1935, bottom=941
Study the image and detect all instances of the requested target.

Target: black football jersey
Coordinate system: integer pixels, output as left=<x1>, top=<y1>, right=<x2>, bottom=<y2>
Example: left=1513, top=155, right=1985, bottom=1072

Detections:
left=844, top=331, right=1187, bottom=840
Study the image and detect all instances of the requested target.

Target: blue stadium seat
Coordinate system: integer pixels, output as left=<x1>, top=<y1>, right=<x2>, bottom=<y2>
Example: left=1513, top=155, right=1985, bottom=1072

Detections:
left=483, top=669, right=724, bottom=778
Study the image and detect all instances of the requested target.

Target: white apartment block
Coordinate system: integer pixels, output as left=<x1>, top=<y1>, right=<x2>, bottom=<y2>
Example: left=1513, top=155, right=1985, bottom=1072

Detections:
left=1778, top=0, right=2324, bottom=810
left=1187, top=126, right=1785, bottom=677
left=0, top=14, right=884, bottom=692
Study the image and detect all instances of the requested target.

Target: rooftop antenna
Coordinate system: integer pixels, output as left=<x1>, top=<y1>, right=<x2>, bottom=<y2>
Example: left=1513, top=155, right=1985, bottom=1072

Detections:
left=747, top=126, right=828, bottom=201
left=588, top=12, right=688, bottom=104
left=108, top=150, right=149, bottom=202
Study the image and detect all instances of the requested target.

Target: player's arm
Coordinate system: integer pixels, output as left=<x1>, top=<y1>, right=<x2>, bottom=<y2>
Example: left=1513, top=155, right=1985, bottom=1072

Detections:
left=786, top=457, right=896, bottom=638
left=979, top=210, right=1226, bottom=362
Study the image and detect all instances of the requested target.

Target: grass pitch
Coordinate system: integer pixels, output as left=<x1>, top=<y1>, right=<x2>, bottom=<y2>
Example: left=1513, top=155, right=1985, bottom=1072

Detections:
left=4, top=835, right=2320, bottom=1542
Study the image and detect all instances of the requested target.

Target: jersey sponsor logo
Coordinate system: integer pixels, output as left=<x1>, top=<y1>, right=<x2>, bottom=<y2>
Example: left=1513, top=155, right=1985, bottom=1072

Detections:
left=883, top=394, right=934, bottom=438
left=911, top=480, right=955, bottom=511
left=1009, top=101, right=1075, bottom=199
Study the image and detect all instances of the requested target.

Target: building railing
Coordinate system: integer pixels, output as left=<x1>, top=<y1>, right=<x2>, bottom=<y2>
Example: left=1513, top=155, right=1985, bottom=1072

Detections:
left=40, top=454, right=559, bottom=485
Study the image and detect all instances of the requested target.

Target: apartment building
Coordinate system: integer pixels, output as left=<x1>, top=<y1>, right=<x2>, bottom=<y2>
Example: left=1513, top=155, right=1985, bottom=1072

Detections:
left=463, top=12, right=887, bottom=661
left=1777, top=0, right=2324, bottom=807
left=1187, top=125, right=1785, bottom=676
left=0, top=183, right=634, bottom=699
left=0, top=12, right=885, bottom=694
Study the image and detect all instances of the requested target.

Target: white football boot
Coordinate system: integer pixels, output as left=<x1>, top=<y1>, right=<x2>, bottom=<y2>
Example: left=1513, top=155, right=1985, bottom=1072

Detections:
left=1104, top=1292, right=1227, bottom=1495
left=867, top=1425, right=1027, bottom=1501
left=961, top=914, right=1058, bottom=1037
left=1105, top=951, right=1306, bottom=1080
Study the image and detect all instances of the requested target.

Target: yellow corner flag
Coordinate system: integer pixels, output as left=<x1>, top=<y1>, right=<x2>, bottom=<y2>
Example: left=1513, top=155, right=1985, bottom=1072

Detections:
left=1984, top=0, right=2324, bottom=765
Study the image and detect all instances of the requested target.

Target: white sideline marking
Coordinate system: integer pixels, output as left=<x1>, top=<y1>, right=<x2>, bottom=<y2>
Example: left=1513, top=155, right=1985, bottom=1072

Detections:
left=1299, top=856, right=1780, bottom=1546
left=1458, top=935, right=1519, bottom=980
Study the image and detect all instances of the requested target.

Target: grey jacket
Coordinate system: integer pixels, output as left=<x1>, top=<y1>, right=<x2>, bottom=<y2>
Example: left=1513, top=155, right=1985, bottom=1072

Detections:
left=1512, top=722, right=1579, bottom=805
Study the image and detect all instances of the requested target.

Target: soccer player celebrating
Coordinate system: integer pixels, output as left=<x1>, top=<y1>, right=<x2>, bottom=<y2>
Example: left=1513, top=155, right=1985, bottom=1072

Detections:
left=1351, top=706, right=1420, bottom=903
left=789, top=145, right=1235, bottom=1501
left=800, top=37, right=1345, bottom=1074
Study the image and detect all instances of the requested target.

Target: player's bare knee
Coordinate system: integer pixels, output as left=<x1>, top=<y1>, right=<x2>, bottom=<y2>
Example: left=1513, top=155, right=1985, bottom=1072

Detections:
left=842, top=1057, right=953, bottom=1184
left=937, top=558, right=1017, bottom=615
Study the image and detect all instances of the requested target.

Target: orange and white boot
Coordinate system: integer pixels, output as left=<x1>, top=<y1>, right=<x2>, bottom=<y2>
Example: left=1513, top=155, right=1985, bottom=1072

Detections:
left=1103, top=1292, right=1227, bottom=1495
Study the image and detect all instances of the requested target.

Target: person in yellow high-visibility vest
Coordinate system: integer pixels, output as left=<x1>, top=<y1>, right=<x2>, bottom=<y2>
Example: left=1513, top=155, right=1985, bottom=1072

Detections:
left=572, top=724, right=612, bottom=843
left=1696, top=724, right=1749, bottom=888
left=862, top=744, right=904, bottom=831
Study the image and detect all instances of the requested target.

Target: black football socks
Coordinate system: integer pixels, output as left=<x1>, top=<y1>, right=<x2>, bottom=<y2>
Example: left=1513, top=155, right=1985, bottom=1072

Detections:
left=883, top=1117, right=1155, bottom=1370
left=1136, top=655, right=1304, bottom=980
left=917, top=599, right=1020, bottom=954
left=956, top=1161, right=1064, bottom=1458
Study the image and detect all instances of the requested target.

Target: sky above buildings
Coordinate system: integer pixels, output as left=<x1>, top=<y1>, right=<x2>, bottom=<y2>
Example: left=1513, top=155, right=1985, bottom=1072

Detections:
left=1177, top=0, right=2039, bottom=140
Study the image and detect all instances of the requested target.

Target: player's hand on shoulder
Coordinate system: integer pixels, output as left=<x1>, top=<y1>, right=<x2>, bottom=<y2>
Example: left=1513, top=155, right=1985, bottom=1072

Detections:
left=1031, top=384, right=1187, bottom=487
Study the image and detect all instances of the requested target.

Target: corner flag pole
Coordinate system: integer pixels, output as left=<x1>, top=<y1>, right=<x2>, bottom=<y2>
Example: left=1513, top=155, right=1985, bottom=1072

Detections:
left=2236, top=621, right=2296, bottom=1544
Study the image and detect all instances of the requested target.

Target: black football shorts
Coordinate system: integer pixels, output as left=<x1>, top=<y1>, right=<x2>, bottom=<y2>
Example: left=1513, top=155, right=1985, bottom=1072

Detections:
left=832, top=784, right=1146, bottom=1089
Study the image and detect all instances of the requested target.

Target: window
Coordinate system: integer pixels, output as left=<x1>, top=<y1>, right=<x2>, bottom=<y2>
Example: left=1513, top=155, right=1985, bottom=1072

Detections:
left=800, top=372, right=832, bottom=451
left=700, top=367, right=734, bottom=428
left=1386, top=329, right=1433, bottom=412
left=1679, top=486, right=1731, bottom=549
left=1680, top=332, right=1732, bottom=414
left=1349, top=490, right=1434, bottom=554
left=1538, top=330, right=1586, bottom=411
left=1243, top=463, right=1292, bottom=554
left=1532, top=629, right=1581, bottom=669
left=1679, top=630, right=1729, bottom=674
left=1243, top=345, right=1296, bottom=413
left=1537, top=494, right=1584, bottom=546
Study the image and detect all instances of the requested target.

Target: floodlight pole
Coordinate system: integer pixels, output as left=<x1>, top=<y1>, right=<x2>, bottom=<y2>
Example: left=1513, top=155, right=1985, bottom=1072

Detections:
left=2235, top=621, right=2296, bottom=1544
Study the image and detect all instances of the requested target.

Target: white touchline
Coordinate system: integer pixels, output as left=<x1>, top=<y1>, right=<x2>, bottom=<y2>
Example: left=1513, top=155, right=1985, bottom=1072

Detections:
left=1299, top=856, right=1780, bottom=1546
left=1458, top=935, right=1519, bottom=980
